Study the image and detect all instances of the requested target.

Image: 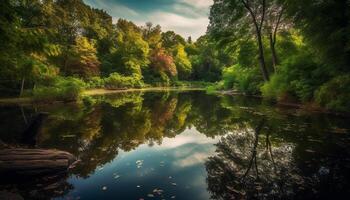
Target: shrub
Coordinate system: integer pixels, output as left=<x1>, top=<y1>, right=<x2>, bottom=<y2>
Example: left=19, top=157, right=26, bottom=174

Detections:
left=206, top=81, right=224, bottom=93
left=104, top=73, right=144, bottom=89
left=86, top=76, right=105, bottom=89
left=173, top=81, right=213, bottom=88
left=261, top=74, right=289, bottom=101
left=222, top=65, right=263, bottom=94
left=261, top=52, right=330, bottom=102
left=33, top=77, right=85, bottom=102
left=315, top=75, right=350, bottom=112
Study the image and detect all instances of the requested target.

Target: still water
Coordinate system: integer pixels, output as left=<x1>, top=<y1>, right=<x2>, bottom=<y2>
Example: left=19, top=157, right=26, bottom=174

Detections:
left=0, top=91, right=350, bottom=200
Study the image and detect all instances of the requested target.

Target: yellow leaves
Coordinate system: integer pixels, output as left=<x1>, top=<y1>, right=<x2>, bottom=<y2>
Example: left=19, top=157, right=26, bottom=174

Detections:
left=44, top=44, right=61, bottom=56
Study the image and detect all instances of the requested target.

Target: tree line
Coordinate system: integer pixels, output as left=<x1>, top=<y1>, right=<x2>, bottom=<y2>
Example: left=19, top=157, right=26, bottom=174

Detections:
left=0, top=0, right=226, bottom=99
left=1, top=0, right=349, bottom=112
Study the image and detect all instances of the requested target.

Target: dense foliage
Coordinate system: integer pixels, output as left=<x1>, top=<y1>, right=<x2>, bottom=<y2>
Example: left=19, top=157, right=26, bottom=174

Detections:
left=1, top=0, right=349, bottom=112
left=208, top=0, right=350, bottom=112
left=0, top=0, right=225, bottom=99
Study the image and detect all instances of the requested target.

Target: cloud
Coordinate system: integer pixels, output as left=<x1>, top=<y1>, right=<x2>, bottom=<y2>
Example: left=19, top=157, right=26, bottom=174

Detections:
left=134, top=11, right=209, bottom=39
left=179, top=0, right=213, bottom=9
left=83, top=0, right=213, bottom=40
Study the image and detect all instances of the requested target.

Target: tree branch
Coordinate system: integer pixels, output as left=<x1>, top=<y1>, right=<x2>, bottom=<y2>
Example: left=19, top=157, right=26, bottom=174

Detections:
left=272, top=6, right=285, bottom=45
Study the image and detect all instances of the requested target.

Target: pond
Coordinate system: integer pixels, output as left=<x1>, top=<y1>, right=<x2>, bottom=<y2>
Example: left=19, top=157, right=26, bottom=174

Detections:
left=0, top=91, right=350, bottom=200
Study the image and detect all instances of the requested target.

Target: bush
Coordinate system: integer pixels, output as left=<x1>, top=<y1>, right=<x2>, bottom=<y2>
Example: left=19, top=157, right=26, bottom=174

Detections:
left=173, top=81, right=213, bottom=88
left=85, top=76, right=105, bottom=89
left=33, top=77, right=85, bottom=102
left=315, top=75, right=350, bottom=112
left=261, top=52, right=330, bottom=102
left=222, top=65, right=263, bottom=94
left=206, top=81, right=224, bottom=93
left=261, top=74, right=289, bottom=101
left=104, top=73, right=144, bottom=89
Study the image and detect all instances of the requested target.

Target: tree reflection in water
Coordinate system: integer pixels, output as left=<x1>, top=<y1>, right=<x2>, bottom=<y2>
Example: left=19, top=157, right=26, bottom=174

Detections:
left=0, top=91, right=350, bottom=199
left=205, top=113, right=350, bottom=200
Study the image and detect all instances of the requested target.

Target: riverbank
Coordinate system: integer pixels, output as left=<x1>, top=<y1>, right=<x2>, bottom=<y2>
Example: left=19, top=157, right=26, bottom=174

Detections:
left=0, top=87, right=205, bottom=105
left=83, top=87, right=205, bottom=96
left=213, top=90, right=350, bottom=117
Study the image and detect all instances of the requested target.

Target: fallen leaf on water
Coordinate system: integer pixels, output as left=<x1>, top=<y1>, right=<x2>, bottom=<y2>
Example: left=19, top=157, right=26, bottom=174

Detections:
left=305, top=149, right=316, bottom=153
left=147, top=194, right=154, bottom=197
left=153, top=188, right=164, bottom=195
left=62, top=135, right=76, bottom=138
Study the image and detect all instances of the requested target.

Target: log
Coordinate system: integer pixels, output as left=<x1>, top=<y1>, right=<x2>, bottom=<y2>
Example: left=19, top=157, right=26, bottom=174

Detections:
left=0, top=148, right=76, bottom=177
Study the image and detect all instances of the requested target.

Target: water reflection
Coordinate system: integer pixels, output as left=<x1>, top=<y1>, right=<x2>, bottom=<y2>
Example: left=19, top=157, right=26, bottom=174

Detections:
left=0, top=91, right=349, bottom=199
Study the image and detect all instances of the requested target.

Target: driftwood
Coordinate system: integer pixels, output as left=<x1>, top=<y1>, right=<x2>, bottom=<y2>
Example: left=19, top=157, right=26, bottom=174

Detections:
left=0, top=148, right=76, bottom=177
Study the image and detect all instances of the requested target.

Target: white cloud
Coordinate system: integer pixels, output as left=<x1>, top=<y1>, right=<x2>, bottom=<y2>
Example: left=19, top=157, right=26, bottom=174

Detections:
left=154, top=128, right=219, bottom=149
left=176, top=152, right=211, bottom=167
left=179, top=0, right=214, bottom=9
left=84, top=0, right=212, bottom=40
left=134, top=11, right=209, bottom=40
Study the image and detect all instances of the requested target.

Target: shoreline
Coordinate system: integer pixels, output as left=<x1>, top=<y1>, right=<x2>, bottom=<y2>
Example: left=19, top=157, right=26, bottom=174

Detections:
left=83, top=87, right=205, bottom=96
left=0, top=87, right=205, bottom=105
left=213, top=90, right=350, bottom=117
left=0, top=88, right=349, bottom=117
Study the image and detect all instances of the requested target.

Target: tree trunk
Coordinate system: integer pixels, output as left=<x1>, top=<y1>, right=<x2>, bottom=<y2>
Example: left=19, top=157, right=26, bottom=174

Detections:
left=257, top=32, right=270, bottom=81
left=19, top=77, right=25, bottom=97
left=269, top=33, right=278, bottom=72
left=241, top=0, right=270, bottom=82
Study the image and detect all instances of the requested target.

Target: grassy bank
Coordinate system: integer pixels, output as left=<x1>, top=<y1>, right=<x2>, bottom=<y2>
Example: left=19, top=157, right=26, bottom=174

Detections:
left=0, top=86, right=206, bottom=105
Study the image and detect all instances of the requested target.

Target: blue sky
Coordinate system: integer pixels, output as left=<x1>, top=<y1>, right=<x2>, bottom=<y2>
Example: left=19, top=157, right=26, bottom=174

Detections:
left=83, top=0, right=213, bottom=40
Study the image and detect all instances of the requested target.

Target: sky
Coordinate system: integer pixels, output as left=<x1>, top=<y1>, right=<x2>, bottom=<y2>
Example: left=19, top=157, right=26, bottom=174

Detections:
left=83, top=0, right=213, bottom=40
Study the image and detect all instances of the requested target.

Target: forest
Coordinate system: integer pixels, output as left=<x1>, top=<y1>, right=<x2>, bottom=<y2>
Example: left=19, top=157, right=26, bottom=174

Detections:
left=0, top=0, right=349, bottom=112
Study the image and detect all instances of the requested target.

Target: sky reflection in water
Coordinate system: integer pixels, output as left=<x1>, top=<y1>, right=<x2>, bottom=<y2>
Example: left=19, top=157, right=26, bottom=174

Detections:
left=0, top=91, right=350, bottom=200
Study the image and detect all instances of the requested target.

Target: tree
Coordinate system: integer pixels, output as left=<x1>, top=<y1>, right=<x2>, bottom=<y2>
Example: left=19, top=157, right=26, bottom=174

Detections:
left=173, top=44, right=192, bottom=80
left=264, top=0, right=287, bottom=71
left=150, top=48, right=177, bottom=77
left=161, top=31, right=186, bottom=50
left=142, top=22, right=162, bottom=50
left=209, top=0, right=270, bottom=81
left=113, top=19, right=150, bottom=78
left=284, top=0, right=350, bottom=72
left=66, top=36, right=100, bottom=78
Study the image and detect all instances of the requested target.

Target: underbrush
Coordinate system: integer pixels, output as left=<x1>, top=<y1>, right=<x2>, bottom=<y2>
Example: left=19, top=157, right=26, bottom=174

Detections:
left=33, top=77, right=85, bottom=102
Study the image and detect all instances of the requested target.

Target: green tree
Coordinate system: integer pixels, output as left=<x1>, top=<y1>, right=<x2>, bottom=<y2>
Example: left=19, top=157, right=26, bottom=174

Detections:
left=111, top=19, right=150, bottom=78
left=209, top=0, right=270, bottom=81
left=173, top=44, right=192, bottom=80
left=65, top=36, right=100, bottom=78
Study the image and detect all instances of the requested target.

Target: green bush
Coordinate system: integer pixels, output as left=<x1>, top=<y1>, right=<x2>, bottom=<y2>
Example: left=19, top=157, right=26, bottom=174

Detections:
left=86, top=76, right=105, bottom=89
left=33, top=77, right=85, bottom=102
left=104, top=73, right=144, bottom=89
left=206, top=81, right=224, bottom=93
left=261, top=74, right=289, bottom=101
left=173, top=81, right=213, bottom=88
left=261, top=52, right=329, bottom=102
left=222, top=65, right=262, bottom=94
left=315, top=75, right=350, bottom=112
